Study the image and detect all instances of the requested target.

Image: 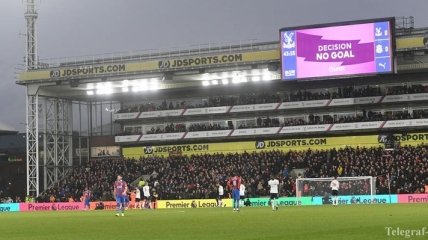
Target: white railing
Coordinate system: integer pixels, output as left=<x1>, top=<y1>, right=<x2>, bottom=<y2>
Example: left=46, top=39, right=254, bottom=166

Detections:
left=35, top=40, right=279, bottom=69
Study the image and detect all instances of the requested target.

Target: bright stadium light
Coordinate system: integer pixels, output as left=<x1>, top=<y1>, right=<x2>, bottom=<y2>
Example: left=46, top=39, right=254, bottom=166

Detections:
left=132, top=86, right=140, bottom=92
left=140, top=79, right=148, bottom=85
left=127, top=78, right=161, bottom=92
left=122, top=87, right=129, bottom=93
left=94, top=82, right=113, bottom=95
left=262, top=72, right=272, bottom=81
left=86, top=90, right=94, bottom=95
left=232, top=76, right=240, bottom=84
left=103, top=82, right=113, bottom=94
left=104, top=88, right=113, bottom=95
left=204, top=69, right=276, bottom=86
left=131, top=79, right=139, bottom=86
left=86, top=83, right=94, bottom=90
left=149, top=78, right=159, bottom=91
left=202, top=73, right=211, bottom=81
left=149, top=85, right=159, bottom=91
left=139, top=79, right=149, bottom=91
left=252, top=76, right=261, bottom=82
left=122, top=79, right=129, bottom=87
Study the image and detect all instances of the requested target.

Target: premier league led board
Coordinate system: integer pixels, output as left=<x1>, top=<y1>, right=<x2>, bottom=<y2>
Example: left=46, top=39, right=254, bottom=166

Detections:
left=280, top=18, right=395, bottom=81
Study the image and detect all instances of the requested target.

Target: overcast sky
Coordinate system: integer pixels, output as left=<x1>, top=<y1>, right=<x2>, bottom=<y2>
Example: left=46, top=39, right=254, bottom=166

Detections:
left=1, top=0, right=427, bottom=131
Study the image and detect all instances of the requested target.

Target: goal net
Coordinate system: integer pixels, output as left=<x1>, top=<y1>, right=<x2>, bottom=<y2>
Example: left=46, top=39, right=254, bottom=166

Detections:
left=296, top=176, right=376, bottom=204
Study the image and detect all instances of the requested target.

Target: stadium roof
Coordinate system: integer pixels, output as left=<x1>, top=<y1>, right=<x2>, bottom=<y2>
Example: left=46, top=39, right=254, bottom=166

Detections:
left=15, top=28, right=428, bottom=101
left=0, top=122, right=18, bottom=135
left=0, top=133, right=25, bottom=154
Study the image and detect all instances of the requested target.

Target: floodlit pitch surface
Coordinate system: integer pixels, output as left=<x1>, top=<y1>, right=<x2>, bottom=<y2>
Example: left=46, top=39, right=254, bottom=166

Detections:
left=0, top=204, right=426, bottom=240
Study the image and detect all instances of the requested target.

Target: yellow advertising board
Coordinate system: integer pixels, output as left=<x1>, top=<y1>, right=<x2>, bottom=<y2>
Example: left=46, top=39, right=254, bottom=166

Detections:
left=123, top=132, right=428, bottom=159
left=396, top=37, right=427, bottom=50
left=18, top=49, right=280, bottom=82
left=123, top=135, right=383, bottom=159
left=389, top=132, right=428, bottom=146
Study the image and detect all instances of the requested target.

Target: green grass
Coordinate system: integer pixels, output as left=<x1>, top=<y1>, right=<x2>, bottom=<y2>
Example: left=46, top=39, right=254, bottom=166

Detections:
left=0, top=204, right=427, bottom=240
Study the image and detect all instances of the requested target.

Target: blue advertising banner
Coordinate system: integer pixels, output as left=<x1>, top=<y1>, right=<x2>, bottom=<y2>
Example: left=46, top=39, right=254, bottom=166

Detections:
left=245, top=197, right=323, bottom=207
left=322, top=194, right=398, bottom=205
left=0, top=203, right=20, bottom=213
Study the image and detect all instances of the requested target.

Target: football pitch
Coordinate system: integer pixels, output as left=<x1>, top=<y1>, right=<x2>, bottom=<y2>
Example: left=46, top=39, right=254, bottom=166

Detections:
left=0, top=204, right=426, bottom=240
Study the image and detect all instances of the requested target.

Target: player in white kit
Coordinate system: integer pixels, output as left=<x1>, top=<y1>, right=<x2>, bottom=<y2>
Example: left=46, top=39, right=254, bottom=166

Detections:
left=217, top=183, right=224, bottom=207
left=268, top=175, right=280, bottom=211
left=142, top=183, right=151, bottom=209
left=239, top=182, right=246, bottom=207
left=330, top=176, right=340, bottom=206
left=135, top=187, right=141, bottom=209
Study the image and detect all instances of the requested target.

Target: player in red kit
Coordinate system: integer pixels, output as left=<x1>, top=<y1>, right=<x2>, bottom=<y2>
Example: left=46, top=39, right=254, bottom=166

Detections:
left=113, top=175, right=128, bottom=217
left=83, top=187, right=91, bottom=210
left=228, top=174, right=242, bottom=212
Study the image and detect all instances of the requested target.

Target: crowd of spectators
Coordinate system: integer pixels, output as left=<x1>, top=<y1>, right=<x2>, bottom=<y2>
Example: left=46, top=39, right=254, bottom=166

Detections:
left=285, top=85, right=382, bottom=102
left=256, top=117, right=280, bottom=128
left=117, top=84, right=428, bottom=114
left=127, top=109, right=428, bottom=136
left=238, top=117, right=281, bottom=129
left=0, top=197, right=14, bottom=203
left=188, top=123, right=230, bottom=132
left=0, top=182, right=16, bottom=203
left=385, top=84, right=428, bottom=95
left=116, top=129, right=141, bottom=136
left=146, top=123, right=186, bottom=134
left=37, top=158, right=143, bottom=203
left=0, top=189, right=23, bottom=203
left=38, top=143, right=428, bottom=202
left=283, top=110, right=424, bottom=127
left=117, top=100, right=187, bottom=113
left=139, top=145, right=428, bottom=199
left=412, top=109, right=428, bottom=119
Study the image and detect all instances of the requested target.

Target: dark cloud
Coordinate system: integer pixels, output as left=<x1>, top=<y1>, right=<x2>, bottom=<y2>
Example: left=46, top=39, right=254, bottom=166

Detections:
left=0, top=0, right=427, bottom=131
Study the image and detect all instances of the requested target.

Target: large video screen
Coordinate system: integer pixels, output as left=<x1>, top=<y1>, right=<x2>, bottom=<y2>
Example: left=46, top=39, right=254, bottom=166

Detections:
left=280, top=19, right=394, bottom=81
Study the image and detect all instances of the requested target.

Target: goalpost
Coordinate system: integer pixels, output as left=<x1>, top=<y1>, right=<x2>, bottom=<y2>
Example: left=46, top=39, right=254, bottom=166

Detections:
left=296, top=176, right=376, bottom=204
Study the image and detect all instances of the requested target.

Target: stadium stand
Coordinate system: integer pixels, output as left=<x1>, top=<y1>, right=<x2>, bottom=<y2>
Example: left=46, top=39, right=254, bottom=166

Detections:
left=116, top=109, right=428, bottom=135
left=116, top=84, right=428, bottom=114
left=37, top=158, right=143, bottom=203
left=39, top=145, right=428, bottom=202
